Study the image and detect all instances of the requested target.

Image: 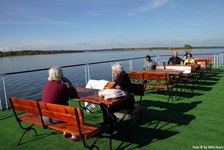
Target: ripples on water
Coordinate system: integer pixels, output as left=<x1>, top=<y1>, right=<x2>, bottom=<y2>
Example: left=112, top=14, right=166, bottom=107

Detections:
left=0, top=49, right=223, bottom=102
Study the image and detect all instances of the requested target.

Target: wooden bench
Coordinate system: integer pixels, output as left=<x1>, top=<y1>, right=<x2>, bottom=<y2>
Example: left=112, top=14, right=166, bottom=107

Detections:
left=194, top=57, right=214, bottom=63
left=195, top=58, right=213, bottom=73
left=142, top=73, right=175, bottom=103
left=127, top=72, right=144, bottom=83
left=195, top=59, right=212, bottom=73
left=9, top=97, right=101, bottom=149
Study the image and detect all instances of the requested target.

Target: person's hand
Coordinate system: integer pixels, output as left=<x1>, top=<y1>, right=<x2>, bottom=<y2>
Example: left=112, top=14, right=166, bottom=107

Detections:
left=115, top=85, right=121, bottom=89
left=62, top=77, right=69, bottom=83
left=62, top=77, right=73, bottom=88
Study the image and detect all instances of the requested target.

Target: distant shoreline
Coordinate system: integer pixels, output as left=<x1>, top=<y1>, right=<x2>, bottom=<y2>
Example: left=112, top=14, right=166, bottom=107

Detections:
left=0, top=46, right=223, bottom=57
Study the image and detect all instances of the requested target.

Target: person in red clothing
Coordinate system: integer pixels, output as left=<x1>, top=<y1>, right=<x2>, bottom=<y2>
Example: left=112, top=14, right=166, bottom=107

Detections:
left=42, top=66, right=79, bottom=142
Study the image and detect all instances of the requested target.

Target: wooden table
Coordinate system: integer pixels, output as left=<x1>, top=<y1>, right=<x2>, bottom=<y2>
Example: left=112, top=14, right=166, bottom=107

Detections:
left=129, top=69, right=183, bottom=75
left=163, top=64, right=200, bottom=72
left=76, top=87, right=131, bottom=150
left=76, top=87, right=131, bottom=108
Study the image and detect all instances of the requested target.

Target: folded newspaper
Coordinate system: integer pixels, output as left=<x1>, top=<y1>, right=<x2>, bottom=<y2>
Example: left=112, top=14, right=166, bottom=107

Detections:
left=85, top=79, right=109, bottom=90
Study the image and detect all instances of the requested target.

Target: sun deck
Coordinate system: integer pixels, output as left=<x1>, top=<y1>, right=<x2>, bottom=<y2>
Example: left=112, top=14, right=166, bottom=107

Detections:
left=1, top=68, right=224, bottom=150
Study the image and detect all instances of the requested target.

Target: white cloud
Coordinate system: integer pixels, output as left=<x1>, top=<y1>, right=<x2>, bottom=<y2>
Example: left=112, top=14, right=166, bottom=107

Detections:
left=139, top=0, right=170, bottom=12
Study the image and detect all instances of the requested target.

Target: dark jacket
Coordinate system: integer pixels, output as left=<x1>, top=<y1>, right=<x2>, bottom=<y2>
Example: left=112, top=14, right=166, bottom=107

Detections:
left=168, top=56, right=183, bottom=65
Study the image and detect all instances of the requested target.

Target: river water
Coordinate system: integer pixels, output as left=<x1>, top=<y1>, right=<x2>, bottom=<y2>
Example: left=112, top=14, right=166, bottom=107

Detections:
left=0, top=48, right=223, bottom=108
left=1, top=48, right=223, bottom=73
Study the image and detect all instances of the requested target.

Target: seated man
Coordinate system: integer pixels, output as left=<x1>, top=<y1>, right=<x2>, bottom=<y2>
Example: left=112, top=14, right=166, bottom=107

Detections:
left=100, top=63, right=135, bottom=136
left=142, top=55, right=157, bottom=70
left=184, top=53, right=196, bottom=65
left=168, top=51, right=183, bottom=65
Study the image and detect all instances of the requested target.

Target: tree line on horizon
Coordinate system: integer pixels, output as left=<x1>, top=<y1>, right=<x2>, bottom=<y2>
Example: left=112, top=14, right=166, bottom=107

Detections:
left=0, top=45, right=223, bottom=57
left=0, top=50, right=84, bottom=57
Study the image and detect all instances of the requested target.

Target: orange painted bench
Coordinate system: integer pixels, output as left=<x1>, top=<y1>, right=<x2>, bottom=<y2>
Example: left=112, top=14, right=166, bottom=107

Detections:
left=142, top=73, right=175, bottom=103
left=9, top=97, right=100, bottom=149
left=194, top=58, right=213, bottom=73
left=194, top=58, right=214, bottom=63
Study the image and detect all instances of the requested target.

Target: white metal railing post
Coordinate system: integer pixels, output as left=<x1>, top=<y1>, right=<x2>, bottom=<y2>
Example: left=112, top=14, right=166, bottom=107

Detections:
left=111, top=62, right=114, bottom=81
left=2, top=75, right=9, bottom=109
left=156, top=55, right=160, bottom=65
left=215, top=53, right=217, bottom=68
left=222, top=53, right=224, bottom=65
left=219, top=53, right=223, bottom=66
left=216, top=53, right=219, bottom=68
left=84, top=65, right=88, bottom=84
left=87, top=64, right=90, bottom=82
left=129, top=59, right=133, bottom=71
left=214, top=54, right=216, bottom=68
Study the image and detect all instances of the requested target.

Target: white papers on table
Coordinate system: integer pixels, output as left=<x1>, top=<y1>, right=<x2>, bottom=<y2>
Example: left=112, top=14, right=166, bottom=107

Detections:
left=85, top=79, right=109, bottom=90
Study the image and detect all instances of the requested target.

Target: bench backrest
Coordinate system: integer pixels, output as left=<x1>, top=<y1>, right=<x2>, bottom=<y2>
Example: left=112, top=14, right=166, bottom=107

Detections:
left=38, top=102, right=84, bottom=125
left=9, top=97, right=40, bottom=120
left=131, top=83, right=145, bottom=105
left=131, top=83, right=145, bottom=96
left=143, top=73, right=169, bottom=82
left=195, top=60, right=207, bottom=68
left=9, top=97, right=84, bottom=126
left=195, top=58, right=214, bottom=63
left=127, top=72, right=144, bottom=82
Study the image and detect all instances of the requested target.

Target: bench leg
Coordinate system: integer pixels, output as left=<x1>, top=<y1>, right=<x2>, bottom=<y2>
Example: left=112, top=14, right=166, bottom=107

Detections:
left=82, top=136, right=99, bottom=150
left=17, top=124, right=37, bottom=146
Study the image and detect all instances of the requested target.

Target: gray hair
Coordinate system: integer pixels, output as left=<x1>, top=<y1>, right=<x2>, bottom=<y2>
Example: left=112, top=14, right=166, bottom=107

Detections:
left=112, top=63, right=124, bottom=73
left=48, top=66, right=63, bottom=81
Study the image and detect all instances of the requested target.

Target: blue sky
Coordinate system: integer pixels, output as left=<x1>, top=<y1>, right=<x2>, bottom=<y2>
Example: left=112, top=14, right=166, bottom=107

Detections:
left=0, top=0, right=224, bottom=51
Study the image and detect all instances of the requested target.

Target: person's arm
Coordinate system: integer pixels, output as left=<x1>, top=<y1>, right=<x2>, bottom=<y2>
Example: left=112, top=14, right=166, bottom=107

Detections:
left=142, top=62, right=147, bottom=70
left=62, top=77, right=74, bottom=88
left=168, top=57, right=172, bottom=64
left=62, top=77, right=79, bottom=98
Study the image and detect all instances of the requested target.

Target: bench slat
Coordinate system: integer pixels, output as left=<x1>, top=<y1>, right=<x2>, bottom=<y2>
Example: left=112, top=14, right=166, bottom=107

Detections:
left=9, top=97, right=101, bottom=149
left=10, top=97, right=40, bottom=115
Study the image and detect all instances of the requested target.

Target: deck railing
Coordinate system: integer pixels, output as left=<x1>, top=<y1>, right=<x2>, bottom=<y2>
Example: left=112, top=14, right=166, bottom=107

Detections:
left=1, top=52, right=223, bottom=110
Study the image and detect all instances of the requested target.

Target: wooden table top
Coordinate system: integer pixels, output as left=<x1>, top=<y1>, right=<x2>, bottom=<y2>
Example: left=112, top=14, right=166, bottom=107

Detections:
left=76, top=87, right=131, bottom=107
left=129, top=69, right=183, bottom=75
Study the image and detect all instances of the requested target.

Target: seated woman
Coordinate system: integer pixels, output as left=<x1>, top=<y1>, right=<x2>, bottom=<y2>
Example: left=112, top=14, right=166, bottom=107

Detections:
left=41, top=66, right=79, bottom=142
left=184, top=53, right=196, bottom=65
left=100, top=63, right=135, bottom=137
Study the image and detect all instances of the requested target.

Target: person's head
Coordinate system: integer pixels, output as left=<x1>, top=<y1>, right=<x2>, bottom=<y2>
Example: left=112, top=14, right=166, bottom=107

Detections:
left=112, top=63, right=124, bottom=78
left=145, top=55, right=151, bottom=61
left=173, top=51, right=178, bottom=57
left=187, top=53, right=192, bottom=59
left=48, top=66, right=63, bottom=81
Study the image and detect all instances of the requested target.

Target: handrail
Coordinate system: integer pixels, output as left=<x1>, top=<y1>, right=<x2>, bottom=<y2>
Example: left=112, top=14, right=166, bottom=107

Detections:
left=0, top=56, right=147, bottom=76
left=1, top=52, right=223, bottom=110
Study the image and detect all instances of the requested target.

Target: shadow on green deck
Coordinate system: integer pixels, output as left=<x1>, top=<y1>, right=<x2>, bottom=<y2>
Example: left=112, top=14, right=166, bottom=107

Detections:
left=0, top=69, right=224, bottom=150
